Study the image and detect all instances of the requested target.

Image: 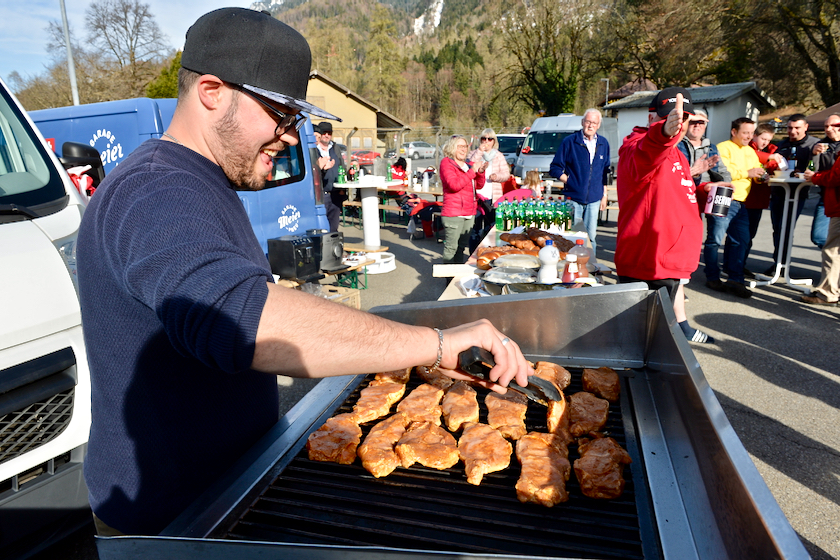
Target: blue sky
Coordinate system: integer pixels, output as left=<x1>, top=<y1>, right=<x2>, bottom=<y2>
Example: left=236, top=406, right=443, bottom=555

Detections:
left=0, top=0, right=253, bottom=85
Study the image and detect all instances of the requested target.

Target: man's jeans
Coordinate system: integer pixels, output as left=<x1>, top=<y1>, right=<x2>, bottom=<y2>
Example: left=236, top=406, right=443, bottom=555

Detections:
left=812, top=195, right=828, bottom=249
left=568, top=199, right=601, bottom=258
left=704, top=200, right=750, bottom=284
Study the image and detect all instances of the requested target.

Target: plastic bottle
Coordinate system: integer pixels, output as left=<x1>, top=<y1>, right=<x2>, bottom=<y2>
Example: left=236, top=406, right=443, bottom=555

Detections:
left=337, top=165, right=346, bottom=184
left=495, top=201, right=505, bottom=231
left=561, top=253, right=580, bottom=283
left=538, top=239, right=560, bottom=283
left=387, top=166, right=393, bottom=181
left=568, top=238, right=592, bottom=277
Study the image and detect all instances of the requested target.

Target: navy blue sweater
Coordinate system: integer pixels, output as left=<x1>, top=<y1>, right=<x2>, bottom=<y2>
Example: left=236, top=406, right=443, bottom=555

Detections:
left=548, top=130, right=610, bottom=204
left=77, top=140, right=279, bottom=535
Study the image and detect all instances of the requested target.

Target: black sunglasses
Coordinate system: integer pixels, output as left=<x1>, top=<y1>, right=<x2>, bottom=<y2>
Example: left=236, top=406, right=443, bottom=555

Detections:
left=688, top=120, right=707, bottom=125
left=480, top=136, right=495, bottom=142
left=236, top=85, right=307, bottom=135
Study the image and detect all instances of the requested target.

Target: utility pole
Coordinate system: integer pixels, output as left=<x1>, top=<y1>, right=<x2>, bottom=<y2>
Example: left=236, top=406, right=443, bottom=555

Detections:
left=600, top=78, right=609, bottom=108
left=59, top=0, right=80, bottom=106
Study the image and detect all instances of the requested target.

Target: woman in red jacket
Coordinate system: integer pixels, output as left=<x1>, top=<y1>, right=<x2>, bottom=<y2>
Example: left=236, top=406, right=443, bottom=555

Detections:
left=439, top=135, right=486, bottom=263
left=802, top=159, right=840, bottom=305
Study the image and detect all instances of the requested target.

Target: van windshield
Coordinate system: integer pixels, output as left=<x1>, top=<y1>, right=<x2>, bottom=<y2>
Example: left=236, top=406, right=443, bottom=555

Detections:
left=0, top=85, right=66, bottom=215
left=522, top=131, right=573, bottom=155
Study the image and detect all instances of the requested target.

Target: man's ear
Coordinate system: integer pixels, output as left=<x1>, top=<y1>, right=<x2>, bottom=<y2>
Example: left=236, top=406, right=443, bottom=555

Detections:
left=195, top=75, right=227, bottom=111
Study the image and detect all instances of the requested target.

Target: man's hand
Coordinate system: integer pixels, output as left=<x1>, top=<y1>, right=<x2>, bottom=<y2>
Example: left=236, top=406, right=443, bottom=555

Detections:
left=318, top=156, right=335, bottom=171
left=769, top=153, right=785, bottom=165
left=813, top=143, right=828, bottom=155
left=435, top=319, right=534, bottom=393
left=704, top=181, right=732, bottom=193
left=747, top=167, right=765, bottom=179
left=663, top=93, right=686, bottom=137
left=489, top=173, right=499, bottom=182
left=600, top=191, right=608, bottom=211
left=690, top=154, right=711, bottom=177
left=804, top=169, right=816, bottom=182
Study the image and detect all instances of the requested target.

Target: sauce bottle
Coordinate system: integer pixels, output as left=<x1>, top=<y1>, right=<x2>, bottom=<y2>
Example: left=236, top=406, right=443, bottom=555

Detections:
left=537, top=239, right=560, bottom=283
left=561, top=253, right=580, bottom=283
left=568, top=239, right=591, bottom=277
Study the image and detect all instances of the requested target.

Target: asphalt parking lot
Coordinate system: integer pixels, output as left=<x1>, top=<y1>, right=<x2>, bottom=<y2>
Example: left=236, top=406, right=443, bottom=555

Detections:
left=32, top=192, right=838, bottom=559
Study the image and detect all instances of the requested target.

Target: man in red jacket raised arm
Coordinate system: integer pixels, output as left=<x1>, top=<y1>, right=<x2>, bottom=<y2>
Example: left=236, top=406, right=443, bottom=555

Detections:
left=615, top=87, right=730, bottom=344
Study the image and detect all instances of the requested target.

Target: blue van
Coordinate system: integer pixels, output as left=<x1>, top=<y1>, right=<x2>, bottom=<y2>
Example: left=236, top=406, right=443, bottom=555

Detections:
left=29, top=98, right=330, bottom=254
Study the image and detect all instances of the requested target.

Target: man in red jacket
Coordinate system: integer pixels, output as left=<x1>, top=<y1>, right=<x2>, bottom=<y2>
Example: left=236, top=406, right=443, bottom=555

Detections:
left=802, top=159, right=840, bottom=306
left=616, top=87, right=729, bottom=343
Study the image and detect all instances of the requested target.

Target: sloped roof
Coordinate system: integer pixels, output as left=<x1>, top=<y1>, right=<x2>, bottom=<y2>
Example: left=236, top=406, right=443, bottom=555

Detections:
left=308, top=70, right=407, bottom=130
left=606, top=82, right=776, bottom=111
left=806, top=102, right=840, bottom=132
left=607, top=78, right=657, bottom=103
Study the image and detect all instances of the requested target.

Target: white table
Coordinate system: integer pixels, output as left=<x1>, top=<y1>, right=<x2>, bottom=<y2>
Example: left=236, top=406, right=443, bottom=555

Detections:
left=752, top=177, right=812, bottom=292
left=342, top=178, right=405, bottom=250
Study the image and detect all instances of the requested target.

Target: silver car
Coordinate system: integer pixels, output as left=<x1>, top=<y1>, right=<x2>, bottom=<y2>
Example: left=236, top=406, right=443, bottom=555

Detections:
left=401, top=141, right=436, bottom=160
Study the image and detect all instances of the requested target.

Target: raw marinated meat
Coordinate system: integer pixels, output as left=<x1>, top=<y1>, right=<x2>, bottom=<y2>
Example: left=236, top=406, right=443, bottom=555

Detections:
left=351, top=381, right=406, bottom=423
left=358, top=413, right=410, bottom=478
left=395, top=421, right=459, bottom=470
left=582, top=366, right=620, bottom=402
left=574, top=437, right=632, bottom=499
left=416, top=365, right=454, bottom=390
left=306, top=413, right=362, bottom=464
left=569, top=391, right=610, bottom=437
left=458, top=422, right=512, bottom=485
left=534, top=361, right=571, bottom=391
left=485, top=390, right=528, bottom=440
left=441, top=381, right=479, bottom=432
left=515, top=432, right=571, bottom=506
left=397, top=383, right=444, bottom=425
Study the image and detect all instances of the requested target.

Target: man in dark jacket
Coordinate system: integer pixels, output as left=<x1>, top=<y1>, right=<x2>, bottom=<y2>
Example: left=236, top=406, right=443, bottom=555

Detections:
left=314, top=121, right=345, bottom=231
left=765, top=114, right=819, bottom=272
left=548, top=108, right=610, bottom=258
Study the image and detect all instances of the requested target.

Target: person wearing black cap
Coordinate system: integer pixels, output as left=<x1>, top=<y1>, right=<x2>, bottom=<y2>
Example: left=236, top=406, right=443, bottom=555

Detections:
left=76, top=8, right=533, bottom=536
left=615, top=87, right=725, bottom=344
left=313, top=120, right=345, bottom=231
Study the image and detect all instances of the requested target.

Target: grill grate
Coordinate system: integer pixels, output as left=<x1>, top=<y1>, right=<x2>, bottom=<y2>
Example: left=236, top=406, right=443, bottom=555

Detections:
left=0, top=390, right=75, bottom=466
left=225, top=367, right=648, bottom=559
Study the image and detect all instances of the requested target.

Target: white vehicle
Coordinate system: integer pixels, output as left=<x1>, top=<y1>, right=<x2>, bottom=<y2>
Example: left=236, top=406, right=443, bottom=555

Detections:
left=0, top=78, right=98, bottom=557
left=400, top=141, right=436, bottom=160
left=496, top=133, right=526, bottom=169
left=513, top=114, right=618, bottom=180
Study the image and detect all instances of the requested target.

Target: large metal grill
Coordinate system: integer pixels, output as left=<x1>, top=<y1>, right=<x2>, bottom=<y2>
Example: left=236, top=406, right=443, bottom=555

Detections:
left=221, top=368, right=657, bottom=559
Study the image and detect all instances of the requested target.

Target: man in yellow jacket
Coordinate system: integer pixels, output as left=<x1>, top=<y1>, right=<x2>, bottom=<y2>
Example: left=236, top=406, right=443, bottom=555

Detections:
left=707, top=117, right=765, bottom=298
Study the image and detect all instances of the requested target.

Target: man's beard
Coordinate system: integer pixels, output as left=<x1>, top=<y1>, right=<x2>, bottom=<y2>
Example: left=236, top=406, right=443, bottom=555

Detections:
left=214, top=94, right=284, bottom=191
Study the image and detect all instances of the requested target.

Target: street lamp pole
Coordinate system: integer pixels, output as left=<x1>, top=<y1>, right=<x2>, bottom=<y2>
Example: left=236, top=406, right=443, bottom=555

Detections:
left=600, top=78, right=609, bottom=108
left=59, top=0, right=80, bottom=106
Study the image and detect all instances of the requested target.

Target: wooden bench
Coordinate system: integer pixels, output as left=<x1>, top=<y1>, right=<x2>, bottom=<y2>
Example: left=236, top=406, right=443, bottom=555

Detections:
left=341, top=200, right=407, bottom=227
left=599, top=185, right=619, bottom=223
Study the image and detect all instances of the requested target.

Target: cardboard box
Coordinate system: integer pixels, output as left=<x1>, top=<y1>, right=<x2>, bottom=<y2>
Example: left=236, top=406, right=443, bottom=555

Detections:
left=323, top=286, right=361, bottom=309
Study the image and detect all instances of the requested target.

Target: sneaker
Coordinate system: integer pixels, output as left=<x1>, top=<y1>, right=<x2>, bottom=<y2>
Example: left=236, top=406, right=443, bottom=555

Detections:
left=801, top=294, right=838, bottom=307
left=760, top=265, right=777, bottom=276
left=706, top=279, right=727, bottom=293
left=726, top=282, right=752, bottom=299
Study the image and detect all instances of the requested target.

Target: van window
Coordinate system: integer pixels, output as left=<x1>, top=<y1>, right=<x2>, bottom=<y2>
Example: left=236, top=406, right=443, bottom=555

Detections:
left=0, top=87, right=66, bottom=219
left=522, top=131, right=573, bottom=155
left=265, top=141, right=305, bottom=188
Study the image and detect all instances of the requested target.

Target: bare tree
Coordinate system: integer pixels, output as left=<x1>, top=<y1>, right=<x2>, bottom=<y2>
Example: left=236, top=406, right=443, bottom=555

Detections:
left=85, top=0, right=169, bottom=98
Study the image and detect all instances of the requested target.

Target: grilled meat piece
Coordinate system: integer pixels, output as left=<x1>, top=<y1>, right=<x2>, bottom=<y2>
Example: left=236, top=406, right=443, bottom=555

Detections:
left=458, top=422, right=512, bottom=485
left=569, top=391, right=610, bottom=437
left=534, top=361, right=571, bottom=391
left=395, top=421, right=459, bottom=470
left=306, top=413, right=362, bottom=464
left=358, top=413, right=410, bottom=478
left=416, top=365, right=454, bottom=390
left=397, top=383, right=445, bottom=425
left=582, top=366, right=620, bottom=402
left=574, top=436, right=632, bottom=499
left=442, top=381, right=479, bottom=432
left=351, top=381, right=407, bottom=424
left=515, top=432, right=571, bottom=506
left=499, top=232, right=539, bottom=251
left=546, top=393, right=572, bottom=442
left=524, top=228, right=575, bottom=252
left=485, top=390, right=528, bottom=440
left=375, top=367, right=412, bottom=384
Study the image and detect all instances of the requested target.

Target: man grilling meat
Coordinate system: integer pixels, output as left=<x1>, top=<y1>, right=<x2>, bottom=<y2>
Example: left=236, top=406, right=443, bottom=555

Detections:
left=76, top=7, right=533, bottom=537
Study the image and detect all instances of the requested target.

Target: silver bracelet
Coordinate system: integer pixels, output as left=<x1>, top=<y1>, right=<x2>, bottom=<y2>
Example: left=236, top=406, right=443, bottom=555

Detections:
left=430, top=328, right=444, bottom=372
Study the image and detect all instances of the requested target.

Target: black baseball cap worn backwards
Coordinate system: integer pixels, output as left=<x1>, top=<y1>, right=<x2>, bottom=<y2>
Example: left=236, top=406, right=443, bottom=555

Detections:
left=649, top=86, right=695, bottom=118
left=181, top=7, right=340, bottom=121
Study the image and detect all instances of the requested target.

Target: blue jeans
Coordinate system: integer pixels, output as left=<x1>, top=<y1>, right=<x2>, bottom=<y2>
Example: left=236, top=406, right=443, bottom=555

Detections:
left=704, top=200, right=750, bottom=283
left=811, top=194, right=828, bottom=249
left=568, top=199, right=600, bottom=257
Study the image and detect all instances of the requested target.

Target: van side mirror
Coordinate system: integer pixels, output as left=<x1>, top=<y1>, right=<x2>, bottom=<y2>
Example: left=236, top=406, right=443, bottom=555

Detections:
left=60, top=142, right=105, bottom=187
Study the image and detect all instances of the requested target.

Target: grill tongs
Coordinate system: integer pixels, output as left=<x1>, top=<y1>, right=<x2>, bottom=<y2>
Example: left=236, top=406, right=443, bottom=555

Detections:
left=458, top=346, right=561, bottom=407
